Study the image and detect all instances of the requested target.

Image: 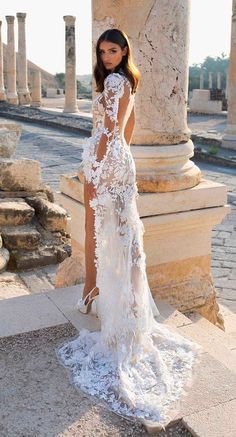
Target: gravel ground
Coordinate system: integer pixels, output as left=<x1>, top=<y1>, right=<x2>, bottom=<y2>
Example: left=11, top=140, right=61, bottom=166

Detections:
left=0, top=324, right=193, bottom=437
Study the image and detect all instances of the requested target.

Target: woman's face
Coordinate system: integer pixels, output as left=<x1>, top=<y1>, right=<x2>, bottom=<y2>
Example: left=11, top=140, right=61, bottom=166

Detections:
left=98, top=41, right=127, bottom=72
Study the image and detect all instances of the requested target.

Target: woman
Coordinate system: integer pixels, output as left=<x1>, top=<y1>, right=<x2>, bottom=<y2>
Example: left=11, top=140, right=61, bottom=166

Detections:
left=56, top=29, right=203, bottom=430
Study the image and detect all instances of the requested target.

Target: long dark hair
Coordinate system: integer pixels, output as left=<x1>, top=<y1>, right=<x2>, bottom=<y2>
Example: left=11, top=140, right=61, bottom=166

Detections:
left=94, top=28, right=141, bottom=94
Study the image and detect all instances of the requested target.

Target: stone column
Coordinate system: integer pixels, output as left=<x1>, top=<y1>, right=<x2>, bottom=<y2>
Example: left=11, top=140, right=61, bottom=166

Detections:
left=208, top=72, right=213, bottom=89
left=217, top=72, right=221, bottom=89
left=16, top=12, right=31, bottom=105
left=223, top=0, right=236, bottom=150
left=5, top=16, right=18, bottom=104
left=63, top=16, right=78, bottom=113
left=200, top=71, right=204, bottom=89
left=30, top=70, right=41, bottom=107
left=0, top=21, right=6, bottom=101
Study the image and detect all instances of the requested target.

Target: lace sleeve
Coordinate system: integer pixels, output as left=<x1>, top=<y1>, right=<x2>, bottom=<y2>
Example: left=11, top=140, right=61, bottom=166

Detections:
left=89, top=73, right=127, bottom=188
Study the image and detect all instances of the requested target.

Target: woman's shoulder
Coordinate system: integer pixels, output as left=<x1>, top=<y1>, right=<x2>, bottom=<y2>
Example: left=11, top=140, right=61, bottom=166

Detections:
left=104, top=69, right=131, bottom=91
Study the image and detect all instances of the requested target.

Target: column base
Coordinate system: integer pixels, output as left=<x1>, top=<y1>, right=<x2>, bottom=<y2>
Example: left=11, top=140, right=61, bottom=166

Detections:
left=7, top=92, right=18, bottom=105
left=222, top=125, right=236, bottom=150
left=30, top=101, right=41, bottom=108
left=0, top=89, right=6, bottom=101
left=63, top=106, right=79, bottom=113
left=131, top=140, right=202, bottom=192
left=18, top=90, right=31, bottom=105
left=55, top=174, right=229, bottom=328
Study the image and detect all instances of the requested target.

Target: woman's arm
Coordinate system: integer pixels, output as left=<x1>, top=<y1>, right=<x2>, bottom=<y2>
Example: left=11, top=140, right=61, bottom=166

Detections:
left=124, top=106, right=135, bottom=146
left=95, top=74, right=128, bottom=163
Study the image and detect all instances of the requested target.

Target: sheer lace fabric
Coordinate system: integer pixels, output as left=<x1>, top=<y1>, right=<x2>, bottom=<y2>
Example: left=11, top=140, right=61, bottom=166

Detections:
left=56, top=70, right=204, bottom=425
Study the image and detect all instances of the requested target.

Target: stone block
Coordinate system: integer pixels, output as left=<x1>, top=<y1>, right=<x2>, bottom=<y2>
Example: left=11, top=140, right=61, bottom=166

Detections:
left=8, top=246, right=58, bottom=271
left=56, top=245, right=72, bottom=262
left=0, top=247, right=10, bottom=272
left=182, top=399, right=236, bottom=437
left=0, top=158, right=42, bottom=191
left=55, top=251, right=85, bottom=288
left=189, top=89, right=222, bottom=114
left=0, top=292, right=68, bottom=337
left=0, top=123, right=22, bottom=158
left=26, top=197, right=68, bottom=232
left=0, top=198, right=34, bottom=226
left=1, top=224, right=41, bottom=250
left=0, top=187, right=54, bottom=201
left=59, top=173, right=83, bottom=203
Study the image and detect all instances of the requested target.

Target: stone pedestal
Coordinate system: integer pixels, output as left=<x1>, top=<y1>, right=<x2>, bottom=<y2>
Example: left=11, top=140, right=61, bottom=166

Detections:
left=0, top=21, right=6, bottom=101
left=30, top=71, right=41, bottom=107
left=63, top=16, right=78, bottom=113
left=16, top=13, right=31, bottom=105
left=189, top=89, right=222, bottom=114
left=223, top=0, right=236, bottom=150
left=5, top=16, right=18, bottom=105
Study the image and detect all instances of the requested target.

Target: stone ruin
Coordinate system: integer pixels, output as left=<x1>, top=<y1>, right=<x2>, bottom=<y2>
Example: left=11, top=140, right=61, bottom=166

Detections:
left=0, top=122, right=71, bottom=274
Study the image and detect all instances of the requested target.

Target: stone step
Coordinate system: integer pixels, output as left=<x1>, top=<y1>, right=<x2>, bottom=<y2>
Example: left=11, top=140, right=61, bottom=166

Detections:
left=0, top=158, right=42, bottom=191
left=1, top=224, right=41, bottom=250
left=25, top=196, right=68, bottom=232
left=0, top=247, right=10, bottom=272
left=154, top=298, right=236, bottom=374
left=185, top=305, right=236, bottom=353
left=8, top=245, right=58, bottom=271
left=0, top=198, right=34, bottom=226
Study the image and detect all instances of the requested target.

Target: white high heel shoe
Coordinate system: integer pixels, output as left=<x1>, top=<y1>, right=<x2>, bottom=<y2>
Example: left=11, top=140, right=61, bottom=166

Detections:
left=75, top=286, right=99, bottom=315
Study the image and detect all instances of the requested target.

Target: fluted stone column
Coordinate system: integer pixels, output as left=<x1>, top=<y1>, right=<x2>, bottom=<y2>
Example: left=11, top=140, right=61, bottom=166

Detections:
left=63, top=16, right=78, bottom=113
left=223, top=0, right=236, bottom=150
left=16, top=12, right=31, bottom=105
left=200, top=71, right=204, bottom=89
left=208, top=72, right=213, bottom=89
left=217, top=72, right=221, bottom=89
left=30, top=70, right=41, bottom=107
left=5, top=16, right=18, bottom=104
left=0, top=21, right=6, bottom=101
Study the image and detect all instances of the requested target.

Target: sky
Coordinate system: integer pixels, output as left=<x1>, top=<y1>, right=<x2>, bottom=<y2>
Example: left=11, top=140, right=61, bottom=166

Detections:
left=0, top=0, right=232, bottom=75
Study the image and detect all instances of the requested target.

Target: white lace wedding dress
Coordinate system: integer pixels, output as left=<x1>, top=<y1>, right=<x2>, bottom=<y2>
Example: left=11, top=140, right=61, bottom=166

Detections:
left=56, top=68, right=204, bottom=426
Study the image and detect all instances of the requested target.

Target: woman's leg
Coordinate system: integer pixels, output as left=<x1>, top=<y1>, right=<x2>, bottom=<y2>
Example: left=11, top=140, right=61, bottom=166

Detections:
left=83, top=181, right=99, bottom=300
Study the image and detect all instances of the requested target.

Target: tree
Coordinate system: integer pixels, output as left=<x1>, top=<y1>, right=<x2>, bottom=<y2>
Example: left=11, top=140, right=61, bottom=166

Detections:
left=188, top=53, right=229, bottom=91
left=55, top=73, right=65, bottom=89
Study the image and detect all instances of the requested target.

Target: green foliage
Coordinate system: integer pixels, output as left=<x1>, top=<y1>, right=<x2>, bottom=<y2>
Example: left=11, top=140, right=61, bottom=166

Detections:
left=55, top=72, right=65, bottom=88
left=208, top=146, right=219, bottom=155
left=189, top=53, right=229, bottom=91
left=77, top=80, right=88, bottom=94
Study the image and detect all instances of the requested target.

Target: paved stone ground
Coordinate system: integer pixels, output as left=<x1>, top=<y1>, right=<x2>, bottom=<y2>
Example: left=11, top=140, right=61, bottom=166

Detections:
left=1, top=117, right=235, bottom=311
left=188, top=112, right=227, bottom=139
left=0, top=324, right=193, bottom=437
